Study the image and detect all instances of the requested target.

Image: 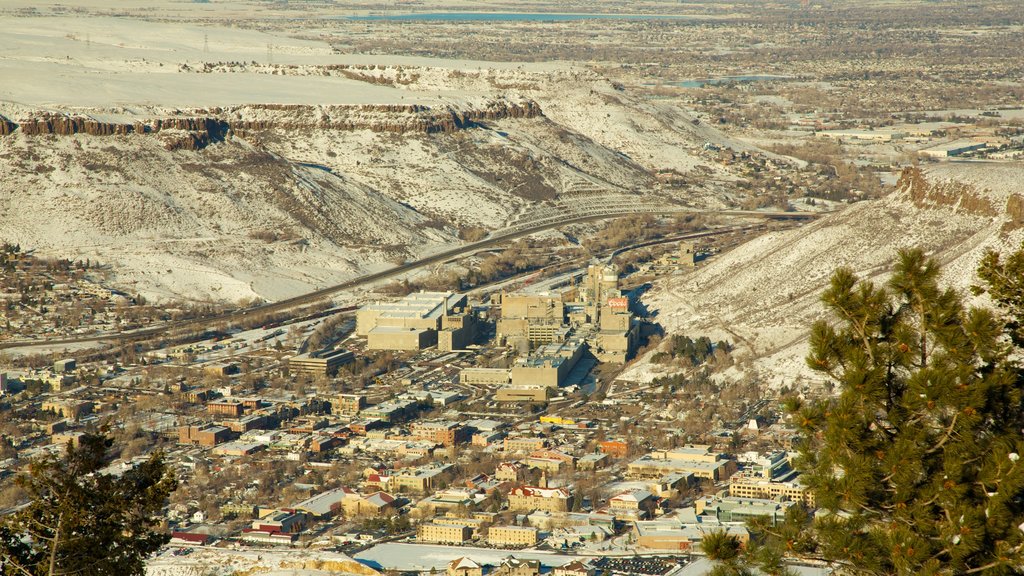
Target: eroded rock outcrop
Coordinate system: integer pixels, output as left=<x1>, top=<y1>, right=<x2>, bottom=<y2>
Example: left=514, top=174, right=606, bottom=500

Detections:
left=0, top=99, right=542, bottom=146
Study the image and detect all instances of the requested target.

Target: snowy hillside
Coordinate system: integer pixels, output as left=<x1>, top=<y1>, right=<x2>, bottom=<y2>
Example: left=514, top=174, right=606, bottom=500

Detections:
left=623, top=164, right=1024, bottom=389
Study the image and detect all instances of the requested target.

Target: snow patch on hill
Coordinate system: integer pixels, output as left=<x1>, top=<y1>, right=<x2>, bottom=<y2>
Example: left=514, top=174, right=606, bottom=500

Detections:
left=623, top=164, right=1024, bottom=390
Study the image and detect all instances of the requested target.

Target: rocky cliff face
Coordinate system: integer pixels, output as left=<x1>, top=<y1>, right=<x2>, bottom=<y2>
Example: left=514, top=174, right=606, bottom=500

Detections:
left=0, top=99, right=542, bottom=148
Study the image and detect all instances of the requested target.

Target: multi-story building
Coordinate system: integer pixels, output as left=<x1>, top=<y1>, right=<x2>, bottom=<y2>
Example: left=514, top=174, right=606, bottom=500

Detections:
left=417, top=522, right=472, bottom=544
left=207, top=399, right=244, bottom=418
left=410, top=420, right=469, bottom=446
left=460, top=367, right=511, bottom=386
left=288, top=348, right=355, bottom=377
left=510, top=339, right=585, bottom=388
left=503, top=436, right=548, bottom=453
left=488, top=525, right=539, bottom=548
left=357, top=291, right=467, bottom=351
left=508, top=485, right=571, bottom=513
left=178, top=425, right=232, bottom=447
left=627, top=445, right=737, bottom=482
left=335, top=394, right=367, bottom=415
left=607, top=489, right=657, bottom=520
left=728, top=475, right=815, bottom=506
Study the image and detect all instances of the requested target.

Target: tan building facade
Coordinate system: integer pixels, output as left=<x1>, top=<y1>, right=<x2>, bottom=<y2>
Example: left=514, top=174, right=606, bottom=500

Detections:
left=417, top=522, right=472, bottom=544
left=488, top=526, right=539, bottom=547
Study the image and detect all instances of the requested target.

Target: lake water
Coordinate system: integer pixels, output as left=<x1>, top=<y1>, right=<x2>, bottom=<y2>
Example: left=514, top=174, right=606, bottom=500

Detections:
left=673, top=75, right=790, bottom=88
left=349, top=12, right=689, bottom=22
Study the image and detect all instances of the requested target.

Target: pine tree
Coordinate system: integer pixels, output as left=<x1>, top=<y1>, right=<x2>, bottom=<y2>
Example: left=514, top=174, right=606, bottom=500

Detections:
left=749, top=248, right=1024, bottom=575
left=974, top=241, right=1024, bottom=347
left=0, top=434, right=177, bottom=576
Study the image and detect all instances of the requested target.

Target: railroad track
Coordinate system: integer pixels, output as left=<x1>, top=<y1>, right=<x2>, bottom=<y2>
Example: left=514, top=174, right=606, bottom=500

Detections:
left=0, top=207, right=820, bottom=351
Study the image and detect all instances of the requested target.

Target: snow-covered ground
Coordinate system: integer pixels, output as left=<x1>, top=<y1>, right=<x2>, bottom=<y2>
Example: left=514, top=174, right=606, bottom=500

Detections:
left=0, top=16, right=744, bottom=304
left=622, top=163, right=1024, bottom=390
left=147, top=547, right=380, bottom=576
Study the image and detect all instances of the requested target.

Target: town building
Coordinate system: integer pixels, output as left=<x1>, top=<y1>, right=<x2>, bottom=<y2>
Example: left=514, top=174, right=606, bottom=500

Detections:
left=508, top=485, right=571, bottom=513
left=488, top=525, right=539, bottom=548
left=554, top=561, right=596, bottom=576
left=357, top=291, right=469, bottom=351
left=448, top=557, right=483, bottom=576
left=417, top=522, right=473, bottom=544
left=207, top=399, right=244, bottom=418
left=491, top=557, right=540, bottom=576
left=335, top=394, right=367, bottom=415
left=178, top=424, right=232, bottom=447
left=410, top=420, right=469, bottom=446
left=288, top=348, right=355, bottom=377
left=607, top=489, right=657, bottom=520
left=628, top=445, right=737, bottom=482
left=509, top=339, right=585, bottom=388
left=728, top=475, right=814, bottom=506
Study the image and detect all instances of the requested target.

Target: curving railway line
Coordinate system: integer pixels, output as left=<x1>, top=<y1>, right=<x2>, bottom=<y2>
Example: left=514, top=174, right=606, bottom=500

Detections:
left=0, top=207, right=820, bottom=351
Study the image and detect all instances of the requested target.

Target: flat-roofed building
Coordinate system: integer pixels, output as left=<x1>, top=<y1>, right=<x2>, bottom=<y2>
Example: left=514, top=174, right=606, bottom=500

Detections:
left=335, top=394, right=366, bottom=415
left=633, top=520, right=749, bottom=551
left=417, top=522, right=472, bottom=544
left=510, top=339, right=585, bottom=388
left=178, top=424, right=232, bottom=447
left=410, top=421, right=469, bottom=446
left=496, top=385, right=553, bottom=403
left=504, top=437, right=548, bottom=453
left=729, top=475, right=814, bottom=506
left=919, top=138, right=987, bottom=158
left=358, top=292, right=467, bottom=351
left=288, top=348, right=355, bottom=377
left=488, top=525, right=539, bottom=547
left=697, top=496, right=793, bottom=526
left=208, top=399, right=244, bottom=418
left=628, top=445, right=737, bottom=482
left=460, top=368, right=511, bottom=386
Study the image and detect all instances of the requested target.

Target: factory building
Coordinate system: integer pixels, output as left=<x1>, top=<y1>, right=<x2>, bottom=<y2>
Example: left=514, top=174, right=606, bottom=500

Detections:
left=357, top=292, right=476, bottom=351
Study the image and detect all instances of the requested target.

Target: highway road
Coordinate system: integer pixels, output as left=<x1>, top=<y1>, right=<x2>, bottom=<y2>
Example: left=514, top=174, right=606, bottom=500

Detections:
left=0, top=207, right=818, bottom=351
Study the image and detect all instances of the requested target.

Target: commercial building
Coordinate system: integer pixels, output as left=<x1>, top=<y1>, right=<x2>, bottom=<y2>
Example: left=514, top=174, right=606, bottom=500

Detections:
left=357, top=291, right=469, bottom=351
left=288, top=348, right=355, bottom=377
left=633, top=520, right=749, bottom=551
left=335, top=394, right=367, bottom=415
left=919, top=138, right=987, bottom=158
left=697, top=496, right=793, bottom=526
left=417, top=522, right=473, bottom=544
left=207, top=399, right=244, bottom=418
left=627, top=445, right=737, bottom=482
left=495, top=385, right=554, bottom=403
left=503, top=436, right=548, bottom=453
left=460, top=367, right=511, bottom=386
left=410, top=421, right=469, bottom=446
left=728, top=475, right=814, bottom=506
left=178, top=425, right=232, bottom=447
left=488, top=525, right=539, bottom=547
